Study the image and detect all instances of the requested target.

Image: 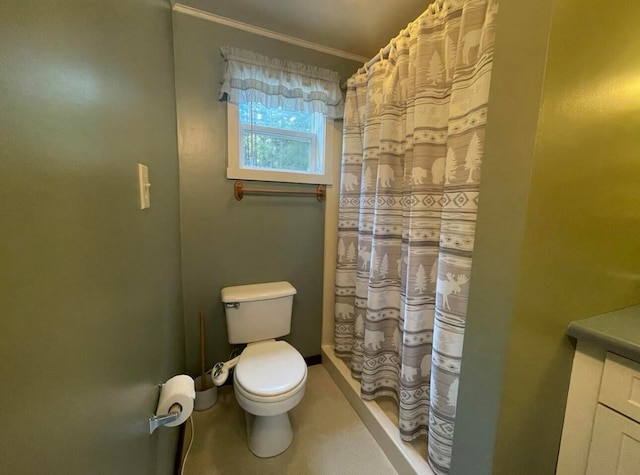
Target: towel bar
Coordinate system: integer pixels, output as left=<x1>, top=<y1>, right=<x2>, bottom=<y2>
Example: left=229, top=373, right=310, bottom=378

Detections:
left=234, top=181, right=325, bottom=202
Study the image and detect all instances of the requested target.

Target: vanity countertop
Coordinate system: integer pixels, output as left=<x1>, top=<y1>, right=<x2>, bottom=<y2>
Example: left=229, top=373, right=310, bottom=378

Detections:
left=568, top=304, right=640, bottom=361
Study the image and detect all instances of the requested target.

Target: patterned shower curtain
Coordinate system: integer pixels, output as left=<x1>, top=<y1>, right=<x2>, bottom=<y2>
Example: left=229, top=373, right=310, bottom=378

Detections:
left=334, top=1, right=497, bottom=473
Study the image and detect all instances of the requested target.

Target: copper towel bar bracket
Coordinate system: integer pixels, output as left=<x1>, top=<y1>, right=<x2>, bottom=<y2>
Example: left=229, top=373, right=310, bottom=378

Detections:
left=234, top=180, right=325, bottom=202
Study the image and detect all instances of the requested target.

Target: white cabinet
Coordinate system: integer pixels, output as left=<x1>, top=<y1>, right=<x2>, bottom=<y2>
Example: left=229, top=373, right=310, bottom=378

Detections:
left=558, top=344, right=640, bottom=475
left=586, top=405, right=640, bottom=474
left=599, top=353, right=640, bottom=423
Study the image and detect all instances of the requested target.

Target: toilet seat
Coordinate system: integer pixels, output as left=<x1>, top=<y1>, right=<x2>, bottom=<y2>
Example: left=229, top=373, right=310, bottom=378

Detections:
left=235, top=340, right=307, bottom=397
left=234, top=373, right=306, bottom=404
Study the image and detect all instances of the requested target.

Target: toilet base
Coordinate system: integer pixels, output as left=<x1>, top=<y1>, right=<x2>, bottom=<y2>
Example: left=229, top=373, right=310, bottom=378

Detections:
left=244, top=411, right=293, bottom=458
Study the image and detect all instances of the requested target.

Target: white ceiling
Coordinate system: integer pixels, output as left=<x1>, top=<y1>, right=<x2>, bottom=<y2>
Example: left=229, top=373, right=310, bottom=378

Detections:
left=179, top=0, right=429, bottom=59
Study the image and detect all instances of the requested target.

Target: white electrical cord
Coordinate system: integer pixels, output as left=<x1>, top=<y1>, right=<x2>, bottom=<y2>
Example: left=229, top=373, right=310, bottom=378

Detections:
left=179, top=415, right=194, bottom=475
left=180, top=349, right=242, bottom=474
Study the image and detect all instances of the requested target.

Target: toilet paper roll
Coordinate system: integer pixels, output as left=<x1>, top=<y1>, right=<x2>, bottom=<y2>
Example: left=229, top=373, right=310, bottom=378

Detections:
left=156, top=375, right=196, bottom=427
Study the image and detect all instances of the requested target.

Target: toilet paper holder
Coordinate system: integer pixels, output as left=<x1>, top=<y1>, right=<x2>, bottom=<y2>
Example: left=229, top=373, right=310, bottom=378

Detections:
left=149, top=402, right=182, bottom=434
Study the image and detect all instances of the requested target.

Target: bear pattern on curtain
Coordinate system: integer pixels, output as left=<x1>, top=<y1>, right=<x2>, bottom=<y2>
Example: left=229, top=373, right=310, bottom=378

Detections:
left=334, top=0, right=497, bottom=473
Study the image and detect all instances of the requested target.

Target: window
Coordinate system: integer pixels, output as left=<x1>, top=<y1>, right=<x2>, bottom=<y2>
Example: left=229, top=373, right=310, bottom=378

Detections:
left=227, top=101, right=332, bottom=184
left=240, top=102, right=323, bottom=174
left=220, top=46, right=343, bottom=185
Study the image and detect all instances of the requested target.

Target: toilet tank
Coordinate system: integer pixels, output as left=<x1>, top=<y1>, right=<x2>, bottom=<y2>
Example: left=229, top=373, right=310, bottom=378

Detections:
left=221, top=281, right=297, bottom=344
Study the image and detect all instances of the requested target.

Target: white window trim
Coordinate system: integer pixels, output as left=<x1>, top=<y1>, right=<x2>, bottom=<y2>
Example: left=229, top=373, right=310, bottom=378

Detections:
left=227, top=103, right=334, bottom=185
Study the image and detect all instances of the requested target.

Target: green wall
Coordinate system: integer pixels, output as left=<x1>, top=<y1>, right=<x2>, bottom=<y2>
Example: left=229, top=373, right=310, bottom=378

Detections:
left=449, top=1, right=555, bottom=472
left=172, top=12, right=359, bottom=374
left=0, top=1, right=184, bottom=474
left=452, top=0, right=640, bottom=473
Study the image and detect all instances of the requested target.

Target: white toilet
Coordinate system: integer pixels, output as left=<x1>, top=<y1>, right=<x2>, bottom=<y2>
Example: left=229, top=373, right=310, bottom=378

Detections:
left=221, top=281, right=307, bottom=458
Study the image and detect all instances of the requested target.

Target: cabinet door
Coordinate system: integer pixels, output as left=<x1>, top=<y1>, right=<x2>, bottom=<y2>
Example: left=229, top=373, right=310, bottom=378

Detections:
left=599, top=352, right=640, bottom=423
left=586, top=405, right=640, bottom=475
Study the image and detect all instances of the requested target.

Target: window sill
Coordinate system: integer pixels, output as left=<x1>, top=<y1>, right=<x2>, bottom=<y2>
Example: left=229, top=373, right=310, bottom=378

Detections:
left=227, top=167, right=333, bottom=185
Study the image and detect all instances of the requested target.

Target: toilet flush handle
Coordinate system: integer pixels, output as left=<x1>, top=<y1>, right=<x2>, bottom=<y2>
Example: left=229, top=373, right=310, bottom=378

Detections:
left=225, top=302, right=240, bottom=309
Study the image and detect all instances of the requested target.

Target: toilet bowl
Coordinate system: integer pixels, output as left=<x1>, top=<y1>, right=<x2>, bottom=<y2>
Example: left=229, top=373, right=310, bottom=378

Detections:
left=220, top=281, right=307, bottom=457
left=233, top=339, right=307, bottom=457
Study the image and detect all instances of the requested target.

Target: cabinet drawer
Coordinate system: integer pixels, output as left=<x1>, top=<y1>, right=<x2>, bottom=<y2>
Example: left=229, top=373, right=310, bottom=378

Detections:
left=599, top=352, right=640, bottom=423
left=586, top=404, right=640, bottom=475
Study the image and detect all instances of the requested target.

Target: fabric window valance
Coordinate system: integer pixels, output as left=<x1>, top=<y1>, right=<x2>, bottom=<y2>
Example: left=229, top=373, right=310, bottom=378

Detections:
left=219, top=46, right=344, bottom=119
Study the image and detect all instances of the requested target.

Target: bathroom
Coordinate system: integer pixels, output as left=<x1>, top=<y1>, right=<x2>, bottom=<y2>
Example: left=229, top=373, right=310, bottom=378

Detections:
left=2, top=0, right=640, bottom=474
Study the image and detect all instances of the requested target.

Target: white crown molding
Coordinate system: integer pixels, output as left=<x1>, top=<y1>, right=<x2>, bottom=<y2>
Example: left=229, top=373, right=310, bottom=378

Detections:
left=172, top=3, right=368, bottom=64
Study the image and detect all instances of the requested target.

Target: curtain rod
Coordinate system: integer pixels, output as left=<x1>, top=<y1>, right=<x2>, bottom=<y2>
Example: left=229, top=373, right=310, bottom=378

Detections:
left=357, top=0, right=446, bottom=75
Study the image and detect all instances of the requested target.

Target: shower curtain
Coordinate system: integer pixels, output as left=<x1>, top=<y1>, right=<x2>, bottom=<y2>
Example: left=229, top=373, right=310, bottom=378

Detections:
left=334, top=0, right=497, bottom=472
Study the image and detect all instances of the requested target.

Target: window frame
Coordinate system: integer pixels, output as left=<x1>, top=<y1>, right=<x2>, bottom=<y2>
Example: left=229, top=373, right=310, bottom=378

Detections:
left=227, top=102, right=334, bottom=185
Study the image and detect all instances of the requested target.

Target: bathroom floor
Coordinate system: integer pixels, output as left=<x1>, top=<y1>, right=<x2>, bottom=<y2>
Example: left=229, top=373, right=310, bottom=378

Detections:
left=181, top=364, right=398, bottom=475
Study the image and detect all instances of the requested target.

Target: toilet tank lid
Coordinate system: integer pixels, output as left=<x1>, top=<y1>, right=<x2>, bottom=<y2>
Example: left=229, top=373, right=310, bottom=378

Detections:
left=221, top=281, right=296, bottom=303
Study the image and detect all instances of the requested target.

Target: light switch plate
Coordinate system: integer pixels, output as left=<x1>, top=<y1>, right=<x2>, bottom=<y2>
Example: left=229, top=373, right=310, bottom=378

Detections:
left=138, top=163, right=150, bottom=209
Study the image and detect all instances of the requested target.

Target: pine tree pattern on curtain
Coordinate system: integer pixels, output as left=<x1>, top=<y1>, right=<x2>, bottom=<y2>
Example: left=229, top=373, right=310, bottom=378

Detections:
left=334, top=1, right=498, bottom=473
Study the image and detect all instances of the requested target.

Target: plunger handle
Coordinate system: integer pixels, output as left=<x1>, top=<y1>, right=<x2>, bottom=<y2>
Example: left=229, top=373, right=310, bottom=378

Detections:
left=199, top=311, right=208, bottom=390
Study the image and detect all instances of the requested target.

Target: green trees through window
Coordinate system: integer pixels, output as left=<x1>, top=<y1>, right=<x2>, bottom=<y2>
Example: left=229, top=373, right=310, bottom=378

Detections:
left=239, top=102, right=319, bottom=173
left=239, top=101, right=313, bottom=132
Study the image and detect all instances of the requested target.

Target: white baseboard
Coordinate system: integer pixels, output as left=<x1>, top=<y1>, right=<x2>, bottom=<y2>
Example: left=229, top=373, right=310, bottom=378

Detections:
left=321, top=345, right=434, bottom=475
